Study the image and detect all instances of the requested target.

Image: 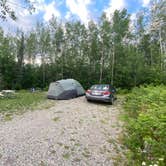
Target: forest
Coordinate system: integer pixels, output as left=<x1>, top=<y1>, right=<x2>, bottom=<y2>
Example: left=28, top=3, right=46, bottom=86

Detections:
left=0, top=0, right=165, bottom=90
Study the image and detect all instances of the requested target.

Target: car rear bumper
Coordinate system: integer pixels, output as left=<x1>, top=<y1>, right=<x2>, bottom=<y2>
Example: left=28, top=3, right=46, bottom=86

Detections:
left=86, top=94, right=111, bottom=103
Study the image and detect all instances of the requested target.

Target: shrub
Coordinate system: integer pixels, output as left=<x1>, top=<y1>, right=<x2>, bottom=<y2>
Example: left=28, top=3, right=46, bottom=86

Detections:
left=123, top=85, right=166, bottom=165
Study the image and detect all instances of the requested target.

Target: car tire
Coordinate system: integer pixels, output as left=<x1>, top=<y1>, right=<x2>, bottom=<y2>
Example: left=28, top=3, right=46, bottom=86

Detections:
left=110, top=97, right=114, bottom=105
left=87, top=98, right=91, bottom=102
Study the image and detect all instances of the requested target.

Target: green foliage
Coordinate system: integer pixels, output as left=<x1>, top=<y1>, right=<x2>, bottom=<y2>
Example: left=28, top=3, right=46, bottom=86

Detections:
left=123, top=85, right=166, bottom=165
left=0, top=5, right=166, bottom=90
left=117, top=88, right=131, bottom=94
left=0, top=28, right=17, bottom=90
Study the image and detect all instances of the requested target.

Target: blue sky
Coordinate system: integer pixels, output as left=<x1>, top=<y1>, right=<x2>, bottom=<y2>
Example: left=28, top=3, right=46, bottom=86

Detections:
left=0, top=0, right=150, bottom=34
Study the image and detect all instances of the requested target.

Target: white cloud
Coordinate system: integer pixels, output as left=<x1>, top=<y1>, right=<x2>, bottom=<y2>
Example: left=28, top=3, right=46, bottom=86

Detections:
left=0, top=0, right=40, bottom=34
left=65, top=11, right=72, bottom=20
left=142, top=0, right=150, bottom=7
left=31, top=0, right=61, bottom=21
left=0, top=0, right=61, bottom=34
left=65, top=0, right=91, bottom=25
left=43, top=1, right=60, bottom=22
left=104, top=0, right=126, bottom=19
left=30, top=0, right=45, bottom=15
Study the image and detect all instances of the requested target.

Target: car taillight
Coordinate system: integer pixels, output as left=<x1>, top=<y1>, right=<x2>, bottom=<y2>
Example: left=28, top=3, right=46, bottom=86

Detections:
left=86, top=89, right=91, bottom=94
left=102, top=91, right=111, bottom=95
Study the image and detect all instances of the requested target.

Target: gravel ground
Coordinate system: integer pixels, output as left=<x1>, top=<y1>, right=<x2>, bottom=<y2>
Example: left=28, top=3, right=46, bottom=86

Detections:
left=0, top=96, right=126, bottom=166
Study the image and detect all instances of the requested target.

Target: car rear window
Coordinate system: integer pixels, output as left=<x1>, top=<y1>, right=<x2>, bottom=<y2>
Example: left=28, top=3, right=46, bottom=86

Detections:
left=90, top=85, right=109, bottom=91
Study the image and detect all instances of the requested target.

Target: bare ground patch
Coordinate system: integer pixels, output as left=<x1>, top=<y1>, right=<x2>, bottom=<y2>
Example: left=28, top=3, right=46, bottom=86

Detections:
left=0, top=96, right=126, bottom=166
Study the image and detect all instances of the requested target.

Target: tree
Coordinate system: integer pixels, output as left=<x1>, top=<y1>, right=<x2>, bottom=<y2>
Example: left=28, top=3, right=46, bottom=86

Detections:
left=25, top=32, right=37, bottom=64
left=0, top=0, right=34, bottom=20
left=0, top=6, right=165, bottom=90
left=111, top=9, right=130, bottom=86
left=50, top=18, right=65, bottom=78
left=36, top=23, right=51, bottom=88
left=14, top=31, right=25, bottom=89
left=98, top=13, right=112, bottom=83
left=150, top=0, right=166, bottom=70
left=0, top=28, right=16, bottom=89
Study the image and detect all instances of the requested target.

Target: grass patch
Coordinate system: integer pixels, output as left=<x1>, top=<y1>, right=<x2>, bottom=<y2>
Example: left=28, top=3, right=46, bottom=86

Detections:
left=111, top=155, right=124, bottom=166
left=4, top=113, right=13, bottom=121
left=79, top=118, right=84, bottom=124
left=0, top=91, right=55, bottom=119
left=75, top=143, right=81, bottom=147
left=73, top=158, right=81, bottom=162
left=40, top=161, right=46, bottom=166
left=57, top=142, right=63, bottom=146
left=100, top=119, right=108, bottom=124
left=92, top=115, right=96, bottom=118
left=107, top=138, right=116, bottom=145
left=64, top=145, right=70, bottom=150
left=50, top=150, right=56, bottom=154
left=53, top=117, right=60, bottom=122
left=70, top=138, right=75, bottom=142
left=62, top=153, right=70, bottom=159
left=100, top=145, right=108, bottom=154
left=82, top=148, right=91, bottom=158
left=82, top=151, right=91, bottom=158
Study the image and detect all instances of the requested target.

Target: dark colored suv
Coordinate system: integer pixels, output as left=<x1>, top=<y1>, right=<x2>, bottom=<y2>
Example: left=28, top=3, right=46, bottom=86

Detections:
left=85, top=84, right=116, bottom=104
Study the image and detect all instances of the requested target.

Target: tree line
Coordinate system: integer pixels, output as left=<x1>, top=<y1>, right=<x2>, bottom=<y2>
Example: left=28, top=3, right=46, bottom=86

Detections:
left=0, top=0, right=165, bottom=90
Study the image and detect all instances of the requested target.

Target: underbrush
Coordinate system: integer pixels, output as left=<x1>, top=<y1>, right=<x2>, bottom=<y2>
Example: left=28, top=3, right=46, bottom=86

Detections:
left=0, top=91, right=54, bottom=120
left=123, top=85, right=166, bottom=166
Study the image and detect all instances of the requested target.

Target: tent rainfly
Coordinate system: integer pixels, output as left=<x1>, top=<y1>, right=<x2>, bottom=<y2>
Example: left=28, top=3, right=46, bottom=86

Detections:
left=47, top=79, right=85, bottom=100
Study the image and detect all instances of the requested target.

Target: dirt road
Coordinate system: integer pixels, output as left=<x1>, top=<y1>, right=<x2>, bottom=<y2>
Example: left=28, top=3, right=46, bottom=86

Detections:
left=0, top=97, right=125, bottom=166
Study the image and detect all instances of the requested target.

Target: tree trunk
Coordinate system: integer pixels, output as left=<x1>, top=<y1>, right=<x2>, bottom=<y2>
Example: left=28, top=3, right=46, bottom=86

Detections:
left=61, top=46, right=64, bottom=79
left=159, top=28, right=163, bottom=70
left=111, top=45, right=115, bottom=85
left=99, top=50, right=104, bottom=83
left=41, top=55, right=45, bottom=89
left=16, top=32, right=25, bottom=89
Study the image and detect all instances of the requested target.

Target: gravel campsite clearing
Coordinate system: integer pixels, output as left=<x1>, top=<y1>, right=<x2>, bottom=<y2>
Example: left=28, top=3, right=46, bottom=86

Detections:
left=0, top=96, right=126, bottom=166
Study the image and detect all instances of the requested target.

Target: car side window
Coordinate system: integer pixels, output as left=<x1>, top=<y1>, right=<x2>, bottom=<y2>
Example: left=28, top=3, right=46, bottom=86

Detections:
left=110, top=86, right=116, bottom=93
left=103, top=85, right=109, bottom=90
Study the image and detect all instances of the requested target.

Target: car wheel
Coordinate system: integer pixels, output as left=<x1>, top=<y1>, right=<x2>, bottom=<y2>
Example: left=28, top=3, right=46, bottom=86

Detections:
left=110, top=97, right=114, bottom=105
left=87, top=98, right=91, bottom=102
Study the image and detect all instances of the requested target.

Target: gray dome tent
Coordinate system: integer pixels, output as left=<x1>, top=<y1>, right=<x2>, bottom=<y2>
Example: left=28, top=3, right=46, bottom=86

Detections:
left=47, top=79, right=85, bottom=100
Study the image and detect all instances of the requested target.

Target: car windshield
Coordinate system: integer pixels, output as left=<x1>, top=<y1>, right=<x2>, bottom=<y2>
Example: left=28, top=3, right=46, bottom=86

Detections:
left=90, top=85, right=109, bottom=91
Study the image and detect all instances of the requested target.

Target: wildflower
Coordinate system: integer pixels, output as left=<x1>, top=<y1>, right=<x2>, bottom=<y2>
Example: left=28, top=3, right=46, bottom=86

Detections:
left=153, top=164, right=158, bottom=166
left=142, top=149, right=147, bottom=153
left=142, top=161, right=146, bottom=165
left=159, top=158, right=164, bottom=161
